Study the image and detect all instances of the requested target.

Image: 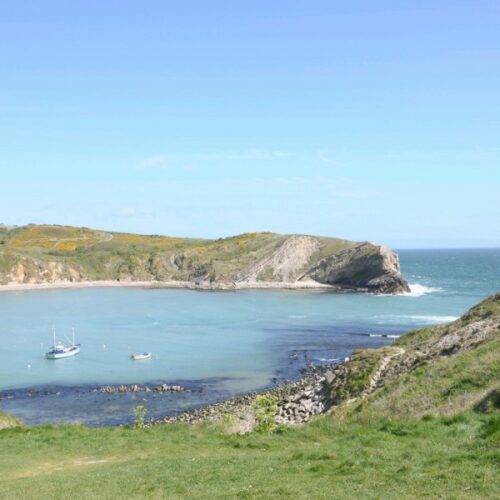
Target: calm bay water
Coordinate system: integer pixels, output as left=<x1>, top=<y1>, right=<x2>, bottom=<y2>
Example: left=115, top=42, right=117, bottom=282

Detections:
left=0, top=249, right=498, bottom=425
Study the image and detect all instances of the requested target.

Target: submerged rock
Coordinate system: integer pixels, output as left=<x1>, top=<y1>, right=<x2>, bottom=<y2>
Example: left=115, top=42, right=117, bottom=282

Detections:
left=98, top=383, right=184, bottom=394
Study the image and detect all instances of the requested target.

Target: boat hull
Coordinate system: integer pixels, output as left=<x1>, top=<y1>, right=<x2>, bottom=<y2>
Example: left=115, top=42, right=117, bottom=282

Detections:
left=131, top=352, right=151, bottom=360
left=46, top=346, right=80, bottom=359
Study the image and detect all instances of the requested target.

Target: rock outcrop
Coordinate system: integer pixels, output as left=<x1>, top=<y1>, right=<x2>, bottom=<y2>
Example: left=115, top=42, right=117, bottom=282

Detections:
left=235, top=235, right=321, bottom=283
left=8, top=257, right=83, bottom=284
left=305, top=242, right=410, bottom=294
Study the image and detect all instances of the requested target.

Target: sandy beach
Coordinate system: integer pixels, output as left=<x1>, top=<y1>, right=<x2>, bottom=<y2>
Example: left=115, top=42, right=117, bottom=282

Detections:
left=0, top=279, right=333, bottom=293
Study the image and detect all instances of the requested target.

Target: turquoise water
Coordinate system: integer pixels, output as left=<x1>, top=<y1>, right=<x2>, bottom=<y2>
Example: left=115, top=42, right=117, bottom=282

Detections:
left=0, top=249, right=498, bottom=425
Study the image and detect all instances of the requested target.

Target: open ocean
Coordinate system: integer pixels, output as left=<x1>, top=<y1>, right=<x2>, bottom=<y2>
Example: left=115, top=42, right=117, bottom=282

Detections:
left=0, top=248, right=498, bottom=426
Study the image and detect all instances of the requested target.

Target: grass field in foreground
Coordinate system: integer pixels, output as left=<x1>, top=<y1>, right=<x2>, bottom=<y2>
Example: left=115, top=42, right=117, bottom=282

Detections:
left=0, top=412, right=498, bottom=499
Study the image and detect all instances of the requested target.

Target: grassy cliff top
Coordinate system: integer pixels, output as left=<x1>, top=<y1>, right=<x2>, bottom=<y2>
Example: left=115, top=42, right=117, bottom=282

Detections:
left=0, top=224, right=351, bottom=256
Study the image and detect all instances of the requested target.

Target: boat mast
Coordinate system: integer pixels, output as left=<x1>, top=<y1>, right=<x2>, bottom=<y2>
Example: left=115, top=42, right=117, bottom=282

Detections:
left=53, top=325, right=56, bottom=347
left=72, top=327, right=75, bottom=346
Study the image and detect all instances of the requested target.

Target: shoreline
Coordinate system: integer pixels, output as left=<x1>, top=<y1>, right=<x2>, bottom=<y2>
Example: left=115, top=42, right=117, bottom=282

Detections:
left=0, top=357, right=341, bottom=428
left=152, top=364, right=336, bottom=430
left=0, top=279, right=334, bottom=293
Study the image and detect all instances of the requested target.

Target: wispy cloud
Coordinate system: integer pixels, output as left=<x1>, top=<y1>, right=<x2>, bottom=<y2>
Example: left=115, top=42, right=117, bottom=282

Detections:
left=332, top=190, right=382, bottom=199
left=316, top=149, right=337, bottom=165
left=137, top=149, right=290, bottom=170
left=137, top=156, right=169, bottom=170
left=194, top=149, right=289, bottom=161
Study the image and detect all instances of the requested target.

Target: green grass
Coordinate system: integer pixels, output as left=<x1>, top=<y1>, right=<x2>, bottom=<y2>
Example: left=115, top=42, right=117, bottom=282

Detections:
left=337, top=294, right=500, bottom=420
left=348, top=338, right=500, bottom=420
left=341, top=348, right=388, bottom=395
left=0, top=412, right=498, bottom=499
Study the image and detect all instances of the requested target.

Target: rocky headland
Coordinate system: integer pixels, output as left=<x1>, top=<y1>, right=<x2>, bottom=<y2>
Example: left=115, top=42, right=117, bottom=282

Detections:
left=0, top=224, right=410, bottom=294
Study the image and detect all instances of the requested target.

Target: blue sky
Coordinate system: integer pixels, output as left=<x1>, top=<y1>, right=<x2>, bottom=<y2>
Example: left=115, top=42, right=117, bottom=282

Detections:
left=1, top=1, right=499, bottom=248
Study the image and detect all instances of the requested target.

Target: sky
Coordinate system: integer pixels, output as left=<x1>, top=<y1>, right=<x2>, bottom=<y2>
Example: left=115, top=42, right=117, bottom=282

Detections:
left=1, top=1, right=499, bottom=248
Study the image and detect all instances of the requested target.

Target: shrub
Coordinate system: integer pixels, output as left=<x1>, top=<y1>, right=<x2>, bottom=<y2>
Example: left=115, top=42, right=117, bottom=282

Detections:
left=134, top=405, right=147, bottom=428
left=253, top=395, right=278, bottom=433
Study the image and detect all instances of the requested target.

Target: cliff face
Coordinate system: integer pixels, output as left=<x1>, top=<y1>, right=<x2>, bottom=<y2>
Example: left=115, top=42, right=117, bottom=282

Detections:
left=305, top=242, right=410, bottom=294
left=0, top=224, right=410, bottom=294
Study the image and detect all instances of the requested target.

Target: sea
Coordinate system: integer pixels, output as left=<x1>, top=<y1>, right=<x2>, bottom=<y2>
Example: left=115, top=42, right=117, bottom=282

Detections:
left=0, top=249, right=498, bottom=426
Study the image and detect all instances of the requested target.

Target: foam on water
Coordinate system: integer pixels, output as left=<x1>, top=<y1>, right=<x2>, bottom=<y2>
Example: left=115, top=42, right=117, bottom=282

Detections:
left=408, top=315, right=459, bottom=323
left=403, top=283, right=444, bottom=297
left=373, top=314, right=459, bottom=325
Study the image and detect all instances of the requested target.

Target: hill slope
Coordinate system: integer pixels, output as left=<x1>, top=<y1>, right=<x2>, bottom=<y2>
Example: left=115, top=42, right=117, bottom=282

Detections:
left=325, top=292, right=500, bottom=419
left=0, top=224, right=410, bottom=293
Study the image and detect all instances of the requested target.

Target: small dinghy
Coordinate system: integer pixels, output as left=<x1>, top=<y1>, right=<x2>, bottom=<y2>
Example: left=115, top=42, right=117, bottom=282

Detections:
left=131, top=352, right=152, bottom=360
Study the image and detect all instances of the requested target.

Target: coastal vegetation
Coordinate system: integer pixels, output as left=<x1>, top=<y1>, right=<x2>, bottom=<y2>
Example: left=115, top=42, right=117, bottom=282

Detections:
left=0, top=294, right=498, bottom=498
left=0, top=223, right=409, bottom=293
left=0, top=411, right=21, bottom=431
left=330, top=294, right=500, bottom=421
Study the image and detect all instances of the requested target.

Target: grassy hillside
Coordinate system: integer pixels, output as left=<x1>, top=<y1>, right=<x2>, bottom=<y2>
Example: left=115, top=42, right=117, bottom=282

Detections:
left=0, top=413, right=498, bottom=499
left=0, top=295, right=498, bottom=498
left=329, top=294, right=499, bottom=421
left=0, top=224, right=353, bottom=285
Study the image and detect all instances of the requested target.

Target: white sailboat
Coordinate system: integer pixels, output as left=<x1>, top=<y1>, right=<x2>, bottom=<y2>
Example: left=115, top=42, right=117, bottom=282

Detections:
left=46, top=327, right=81, bottom=359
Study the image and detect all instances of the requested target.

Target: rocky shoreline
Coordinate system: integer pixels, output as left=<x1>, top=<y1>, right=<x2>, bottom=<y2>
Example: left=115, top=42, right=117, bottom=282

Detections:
left=152, top=363, right=346, bottom=432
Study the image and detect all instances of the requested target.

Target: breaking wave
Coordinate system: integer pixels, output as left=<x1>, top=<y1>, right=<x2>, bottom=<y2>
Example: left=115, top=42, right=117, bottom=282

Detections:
left=407, top=315, right=459, bottom=323
left=402, top=283, right=443, bottom=297
left=373, top=314, right=459, bottom=325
